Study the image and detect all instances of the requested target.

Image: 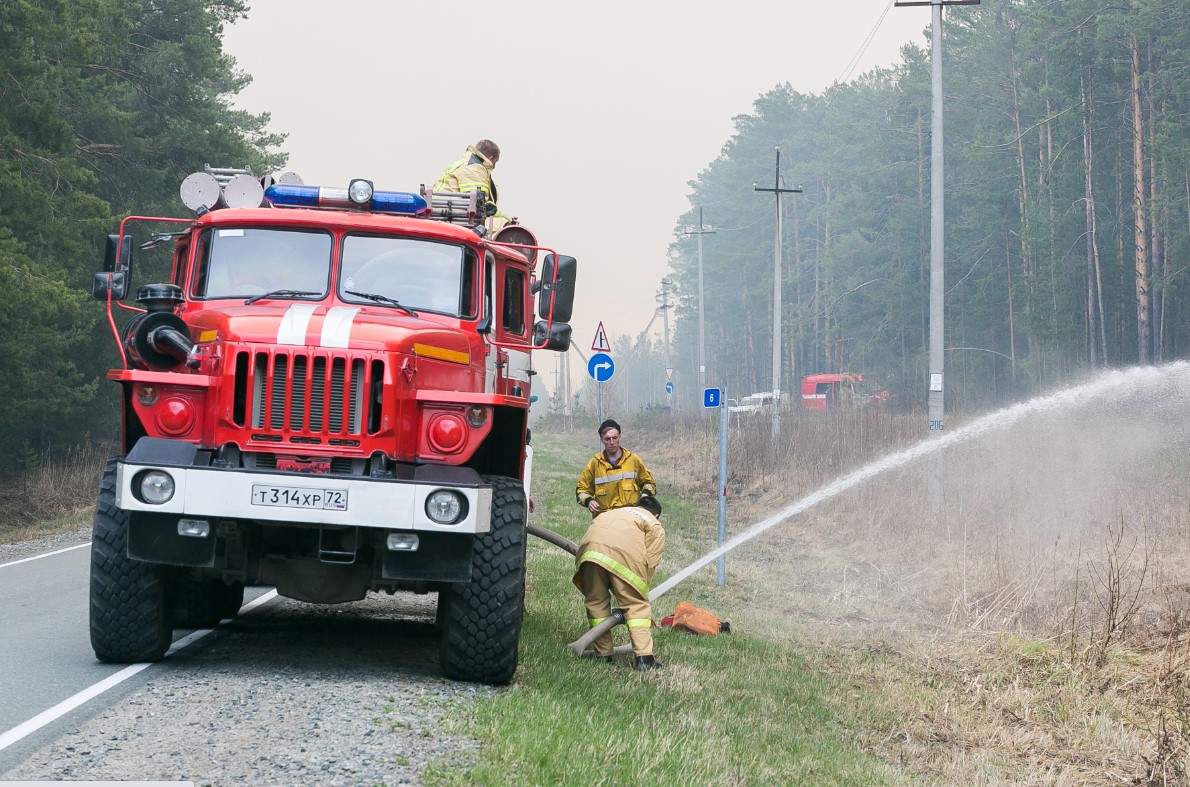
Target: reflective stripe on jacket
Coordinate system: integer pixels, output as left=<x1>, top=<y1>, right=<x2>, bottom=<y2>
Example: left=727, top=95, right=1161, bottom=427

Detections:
left=575, top=448, right=657, bottom=511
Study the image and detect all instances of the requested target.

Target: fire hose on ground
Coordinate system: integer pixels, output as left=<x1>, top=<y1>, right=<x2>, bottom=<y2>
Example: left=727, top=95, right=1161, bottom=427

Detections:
left=526, top=522, right=635, bottom=658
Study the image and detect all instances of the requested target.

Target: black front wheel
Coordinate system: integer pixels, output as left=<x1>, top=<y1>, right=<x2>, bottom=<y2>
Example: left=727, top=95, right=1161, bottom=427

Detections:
left=89, top=458, right=173, bottom=663
left=438, top=475, right=527, bottom=685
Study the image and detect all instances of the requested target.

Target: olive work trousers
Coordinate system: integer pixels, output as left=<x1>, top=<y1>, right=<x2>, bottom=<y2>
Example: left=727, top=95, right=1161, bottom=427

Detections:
left=578, top=561, right=654, bottom=657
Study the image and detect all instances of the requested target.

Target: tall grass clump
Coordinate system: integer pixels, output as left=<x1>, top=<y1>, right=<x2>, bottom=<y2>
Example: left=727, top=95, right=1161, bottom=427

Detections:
left=0, top=440, right=109, bottom=541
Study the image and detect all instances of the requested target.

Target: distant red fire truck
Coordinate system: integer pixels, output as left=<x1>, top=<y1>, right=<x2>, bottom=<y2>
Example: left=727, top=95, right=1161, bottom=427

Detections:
left=800, top=373, right=889, bottom=411
left=88, top=167, right=575, bottom=684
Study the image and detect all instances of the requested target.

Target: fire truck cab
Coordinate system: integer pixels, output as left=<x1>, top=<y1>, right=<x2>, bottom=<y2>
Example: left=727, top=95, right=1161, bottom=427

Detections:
left=800, top=373, right=888, bottom=411
left=88, top=168, right=576, bottom=684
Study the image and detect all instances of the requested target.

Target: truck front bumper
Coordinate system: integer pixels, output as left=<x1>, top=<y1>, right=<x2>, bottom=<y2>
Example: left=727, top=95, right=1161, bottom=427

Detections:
left=114, top=437, right=492, bottom=534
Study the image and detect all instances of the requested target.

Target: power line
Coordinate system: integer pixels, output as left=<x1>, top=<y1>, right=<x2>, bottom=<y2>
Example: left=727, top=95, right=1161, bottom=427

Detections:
left=838, top=0, right=896, bottom=84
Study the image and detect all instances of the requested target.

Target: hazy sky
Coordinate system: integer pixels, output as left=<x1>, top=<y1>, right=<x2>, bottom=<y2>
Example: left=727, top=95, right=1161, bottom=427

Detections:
left=222, top=1, right=927, bottom=387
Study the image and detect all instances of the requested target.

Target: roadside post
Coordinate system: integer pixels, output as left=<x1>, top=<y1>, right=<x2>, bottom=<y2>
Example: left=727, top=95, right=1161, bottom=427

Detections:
left=704, top=387, right=728, bottom=585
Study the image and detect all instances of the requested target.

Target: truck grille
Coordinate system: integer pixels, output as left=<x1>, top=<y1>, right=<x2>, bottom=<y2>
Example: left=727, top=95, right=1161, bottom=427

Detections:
left=233, top=350, right=382, bottom=440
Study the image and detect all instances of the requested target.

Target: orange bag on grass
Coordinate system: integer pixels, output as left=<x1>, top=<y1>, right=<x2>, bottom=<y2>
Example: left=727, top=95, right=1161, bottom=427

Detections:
left=666, top=601, right=730, bottom=636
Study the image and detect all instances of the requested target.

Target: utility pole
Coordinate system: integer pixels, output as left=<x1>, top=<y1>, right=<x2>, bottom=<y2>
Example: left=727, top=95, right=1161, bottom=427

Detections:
left=754, top=147, right=802, bottom=442
left=685, top=208, right=715, bottom=395
left=896, top=0, right=979, bottom=510
left=659, top=278, right=672, bottom=364
left=659, top=278, right=673, bottom=409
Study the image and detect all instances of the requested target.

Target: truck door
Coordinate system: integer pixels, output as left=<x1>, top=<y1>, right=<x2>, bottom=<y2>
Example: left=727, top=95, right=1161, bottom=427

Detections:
left=493, top=258, right=532, bottom=398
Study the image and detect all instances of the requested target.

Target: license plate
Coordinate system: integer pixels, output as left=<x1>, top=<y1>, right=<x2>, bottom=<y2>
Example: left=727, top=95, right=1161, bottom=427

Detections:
left=251, top=484, right=348, bottom=511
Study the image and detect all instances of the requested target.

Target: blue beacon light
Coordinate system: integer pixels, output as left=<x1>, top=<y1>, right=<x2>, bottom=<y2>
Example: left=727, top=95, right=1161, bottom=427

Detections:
left=265, top=183, right=428, bottom=215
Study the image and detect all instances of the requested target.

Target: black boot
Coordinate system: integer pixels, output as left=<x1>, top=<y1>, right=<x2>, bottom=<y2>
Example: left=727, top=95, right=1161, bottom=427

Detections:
left=633, top=655, right=661, bottom=670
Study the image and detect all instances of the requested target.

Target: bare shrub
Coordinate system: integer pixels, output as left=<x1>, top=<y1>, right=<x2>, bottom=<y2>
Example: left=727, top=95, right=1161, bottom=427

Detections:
left=0, top=441, right=110, bottom=537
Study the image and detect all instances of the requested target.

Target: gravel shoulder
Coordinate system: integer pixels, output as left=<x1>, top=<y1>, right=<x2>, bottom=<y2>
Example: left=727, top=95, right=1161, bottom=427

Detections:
left=0, top=525, right=91, bottom=562
left=0, top=531, right=493, bottom=786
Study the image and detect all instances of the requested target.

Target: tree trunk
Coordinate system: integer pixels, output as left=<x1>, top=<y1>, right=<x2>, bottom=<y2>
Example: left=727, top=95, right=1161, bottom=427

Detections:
left=1081, top=74, right=1108, bottom=365
left=1008, top=29, right=1036, bottom=368
left=1006, top=228, right=1017, bottom=388
left=1131, top=33, right=1151, bottom=363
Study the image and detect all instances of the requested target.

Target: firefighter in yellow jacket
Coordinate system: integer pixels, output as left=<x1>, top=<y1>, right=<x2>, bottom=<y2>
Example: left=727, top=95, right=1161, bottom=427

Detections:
left=575, top=419, right=658, bottom=516
left=572, top=495, right=666, bottom=669
left=434, top=139, right=510, bottom=230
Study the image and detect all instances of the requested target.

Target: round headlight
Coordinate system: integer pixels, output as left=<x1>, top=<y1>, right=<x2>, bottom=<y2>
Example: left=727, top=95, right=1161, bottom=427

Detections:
left=465, top=406, right=487, bottom=428
left=348, top=179, right=374, bottom=205
left=425, top=490, right=465, bottom=524
left=139, top=471, right=175, bottom=504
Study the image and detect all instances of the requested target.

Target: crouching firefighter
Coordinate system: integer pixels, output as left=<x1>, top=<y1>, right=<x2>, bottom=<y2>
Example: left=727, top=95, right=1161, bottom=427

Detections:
left=572, top=495, right=666, bottom=670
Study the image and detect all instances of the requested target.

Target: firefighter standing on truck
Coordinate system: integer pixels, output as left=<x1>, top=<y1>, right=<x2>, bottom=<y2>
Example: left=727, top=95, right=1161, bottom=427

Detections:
left=575, top=419, right=657, bottom=516
left=435, top=139, right=510, bottom=231
left=572, top=495, right=666, bottom=670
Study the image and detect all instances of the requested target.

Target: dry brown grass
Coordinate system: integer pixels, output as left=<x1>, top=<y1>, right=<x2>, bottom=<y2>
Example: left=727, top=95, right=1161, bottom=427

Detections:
left=626, top=372, right=1190, bottom=785
left=0, top=442, right=108, bottom=543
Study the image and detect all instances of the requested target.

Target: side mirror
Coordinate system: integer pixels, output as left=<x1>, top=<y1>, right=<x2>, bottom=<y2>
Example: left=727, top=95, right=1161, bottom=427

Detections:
left=537, top=254, right=576, bottom=322
left=92, top=271, right=128, bottom=301
left=533, top=320, right=571, bottom=352
left=104, top=233, right=133, bottom=274
left=95, top=234, right=132, bottom=301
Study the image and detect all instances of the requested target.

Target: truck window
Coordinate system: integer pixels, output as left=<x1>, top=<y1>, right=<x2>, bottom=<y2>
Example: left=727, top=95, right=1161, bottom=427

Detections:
left=501, top=267, right=526, bottom=335
left=341, top=235, right=466, bottom=316
left=193, top=227, right=332, bottom=299
left=171, top=238, right=190, bottom=289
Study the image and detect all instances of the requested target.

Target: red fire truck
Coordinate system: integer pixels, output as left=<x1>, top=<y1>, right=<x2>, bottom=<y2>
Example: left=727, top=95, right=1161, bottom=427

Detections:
left=88, top=168, right=575, bottom=684
left=800, top=373, right=889, bottom=411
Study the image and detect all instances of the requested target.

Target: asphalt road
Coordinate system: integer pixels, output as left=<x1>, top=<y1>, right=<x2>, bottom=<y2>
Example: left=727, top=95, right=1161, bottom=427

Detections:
left=0, top=543, right=115, bottom=734
left=0, top=538, right=474, bottom=785
left=0, top=541, right=271, bottom=766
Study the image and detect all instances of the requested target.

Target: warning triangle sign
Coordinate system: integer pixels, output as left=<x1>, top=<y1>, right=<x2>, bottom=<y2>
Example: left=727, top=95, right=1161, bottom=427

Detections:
left=591, top=322, right=611, bottom=353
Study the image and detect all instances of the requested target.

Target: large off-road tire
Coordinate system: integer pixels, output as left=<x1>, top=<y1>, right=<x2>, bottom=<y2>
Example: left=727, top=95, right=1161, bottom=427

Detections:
left=438, top=475, right=527, bottom=685
left=173, top=574, right=245, bottom=628
left=89, top=458, right=173, bottom=663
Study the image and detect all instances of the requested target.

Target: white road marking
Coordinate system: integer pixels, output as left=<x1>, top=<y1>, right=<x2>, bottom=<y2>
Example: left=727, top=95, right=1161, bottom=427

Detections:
left=0, top=589, right=279, bottom=752
left=0, top=542, right=89, bottom=569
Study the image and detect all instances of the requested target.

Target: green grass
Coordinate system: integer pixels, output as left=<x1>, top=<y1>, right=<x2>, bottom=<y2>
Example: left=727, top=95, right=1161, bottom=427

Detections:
left=425, top=431, right=899, bottom=786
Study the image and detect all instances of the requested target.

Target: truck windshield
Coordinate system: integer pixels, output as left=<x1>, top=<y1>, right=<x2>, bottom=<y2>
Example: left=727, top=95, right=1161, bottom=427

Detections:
left=193, top=228, right=332, bottom=300
left=340, top=235, right=466, bottom=317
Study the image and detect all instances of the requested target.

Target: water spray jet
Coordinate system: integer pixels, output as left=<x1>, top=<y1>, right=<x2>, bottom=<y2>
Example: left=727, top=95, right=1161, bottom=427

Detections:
left=649, top=362, right=1190, bottom=602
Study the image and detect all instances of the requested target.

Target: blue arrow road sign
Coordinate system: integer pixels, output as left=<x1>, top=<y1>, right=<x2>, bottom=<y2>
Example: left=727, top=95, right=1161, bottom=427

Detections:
left=588, top=352, right=614, bottom=382
left=704, top=388, right=721, bottom=408
left=665, top=381, right=674, bottom=394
